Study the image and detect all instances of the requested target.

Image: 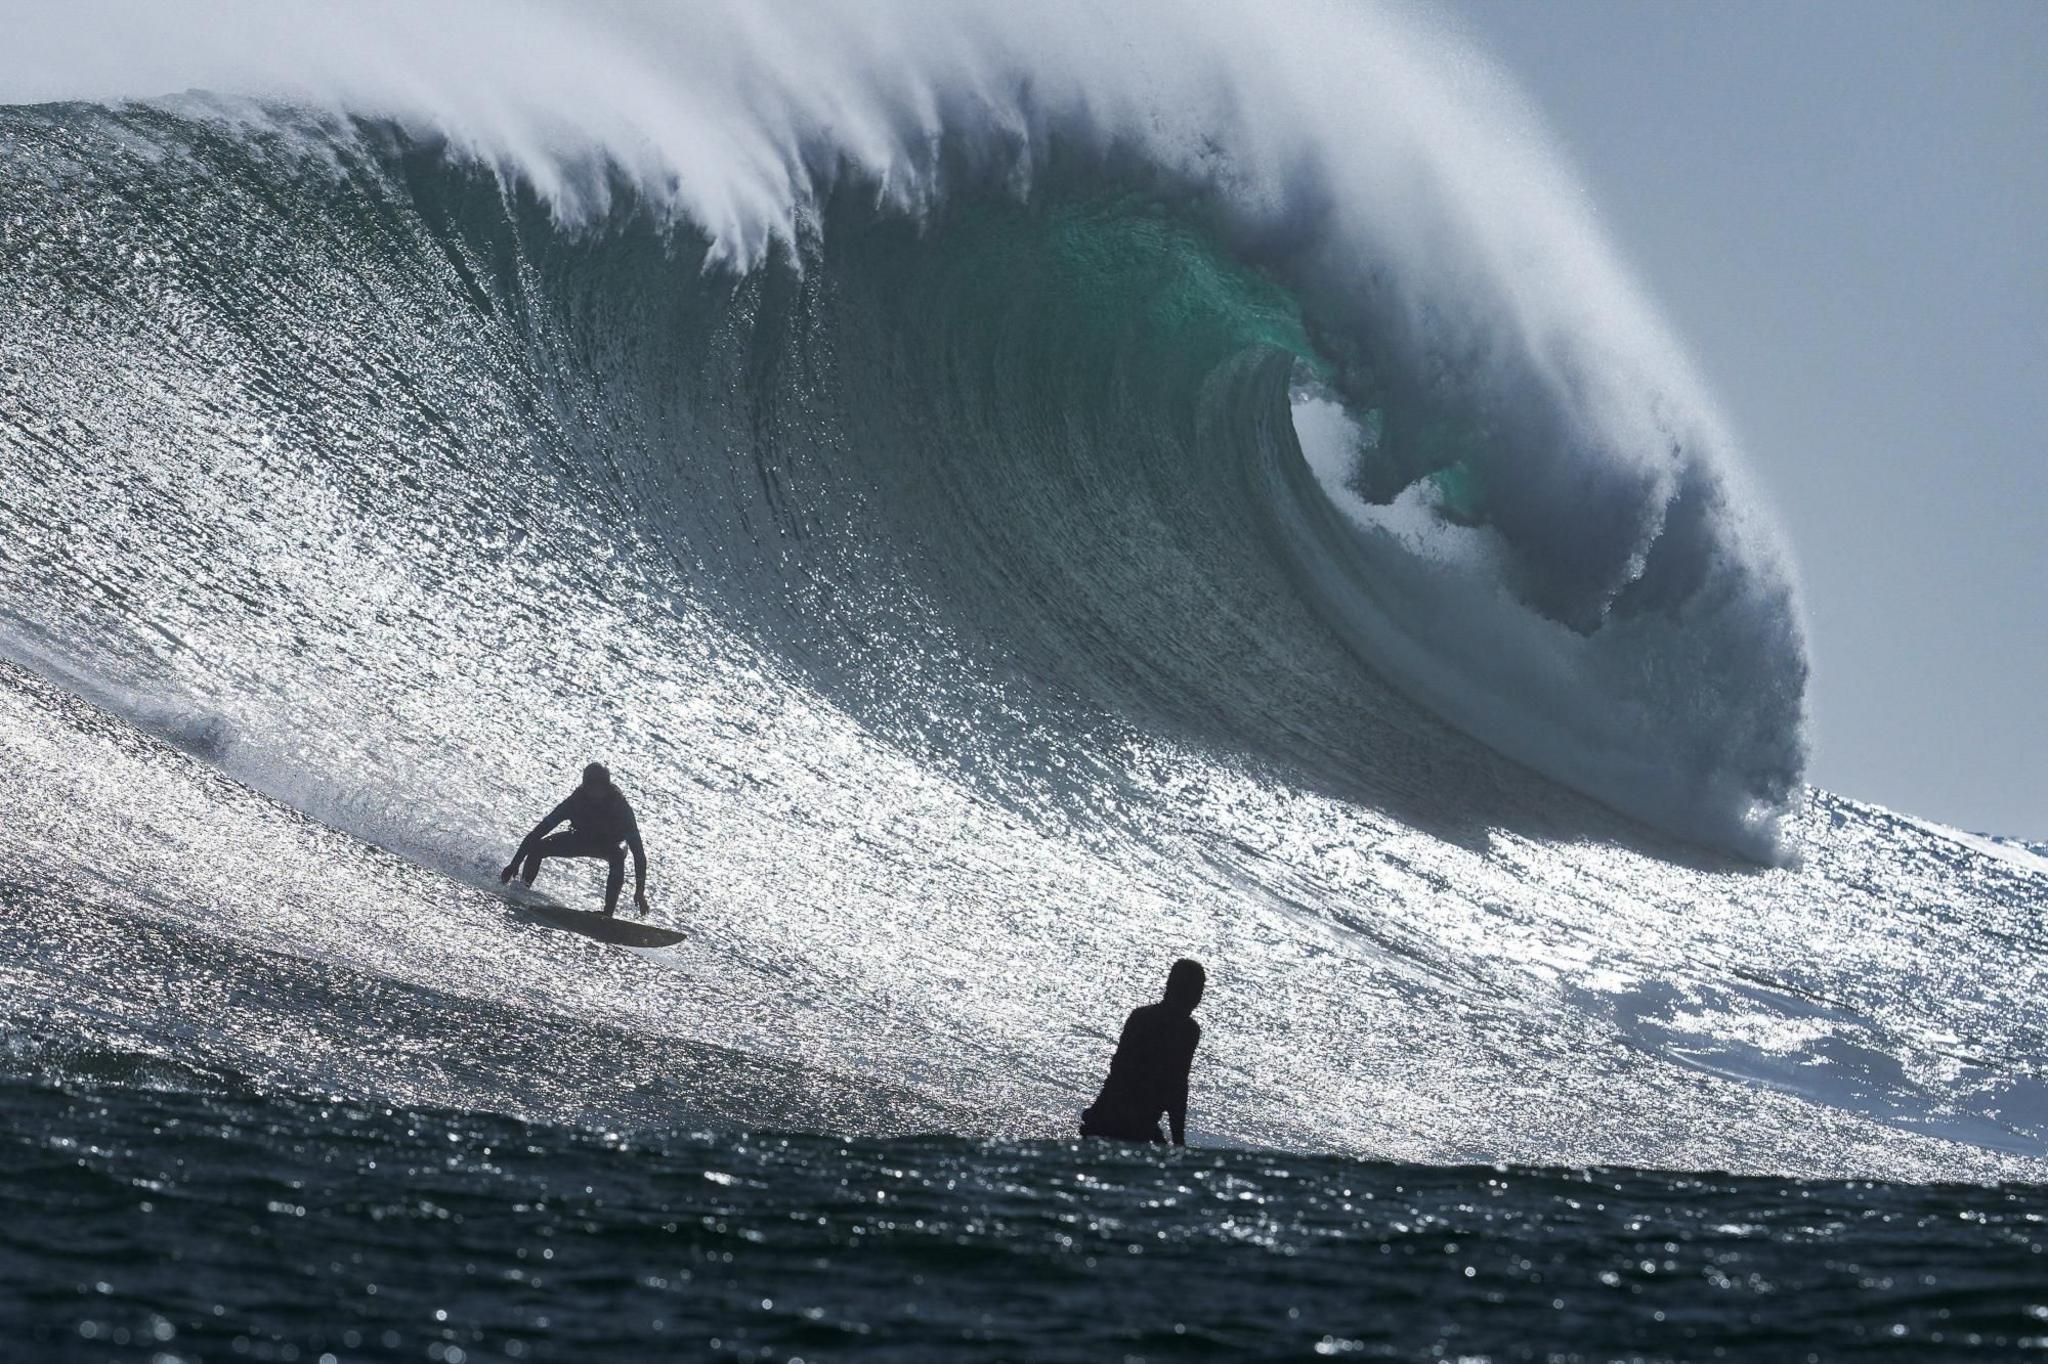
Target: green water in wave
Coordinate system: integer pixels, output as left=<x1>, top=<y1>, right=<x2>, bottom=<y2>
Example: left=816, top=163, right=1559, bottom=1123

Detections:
left=872, top=193, right=1327, bottom=399
left=935, top=194, right=1503, bottom=526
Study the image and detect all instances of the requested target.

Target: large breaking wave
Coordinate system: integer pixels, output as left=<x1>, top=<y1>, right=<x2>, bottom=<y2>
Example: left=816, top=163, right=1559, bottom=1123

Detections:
left=15, top=2, right=2027, bottom=1186
left=0, top=0, right=1807, bottom=858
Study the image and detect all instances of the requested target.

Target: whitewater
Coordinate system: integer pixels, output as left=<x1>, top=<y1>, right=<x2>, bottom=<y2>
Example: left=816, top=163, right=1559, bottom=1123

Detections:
left=1, top=0, right=2042, bottom=1224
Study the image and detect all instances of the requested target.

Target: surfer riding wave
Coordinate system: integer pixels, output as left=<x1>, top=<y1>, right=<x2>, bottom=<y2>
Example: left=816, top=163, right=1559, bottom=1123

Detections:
left=501, top=762, right=650, bottom=917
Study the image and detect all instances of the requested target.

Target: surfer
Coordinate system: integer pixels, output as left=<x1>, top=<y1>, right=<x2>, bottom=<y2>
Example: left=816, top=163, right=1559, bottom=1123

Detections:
left=499, top=762, right=650, bottom=917
left=1079, top=958, right=1205, bottom=1146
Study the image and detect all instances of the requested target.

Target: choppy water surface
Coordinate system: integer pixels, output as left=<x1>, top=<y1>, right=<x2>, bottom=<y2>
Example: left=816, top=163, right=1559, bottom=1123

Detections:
left=7, top=1071, right=2046, bottom=1363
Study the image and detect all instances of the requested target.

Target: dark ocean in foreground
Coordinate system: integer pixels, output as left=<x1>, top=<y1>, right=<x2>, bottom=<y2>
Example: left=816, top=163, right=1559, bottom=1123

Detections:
left=5, top=1071, right=2043, bottom=1363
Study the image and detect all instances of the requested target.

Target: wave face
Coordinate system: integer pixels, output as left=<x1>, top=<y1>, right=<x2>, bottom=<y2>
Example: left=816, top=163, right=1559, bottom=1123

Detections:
left=0, top=4, right=2038, bottom=1183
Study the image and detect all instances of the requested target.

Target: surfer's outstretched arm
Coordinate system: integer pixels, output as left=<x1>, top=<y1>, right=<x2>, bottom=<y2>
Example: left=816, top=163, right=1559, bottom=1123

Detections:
left=501, top=798, right=573, bottom=882
left=626, top=826, right=649, bottom=911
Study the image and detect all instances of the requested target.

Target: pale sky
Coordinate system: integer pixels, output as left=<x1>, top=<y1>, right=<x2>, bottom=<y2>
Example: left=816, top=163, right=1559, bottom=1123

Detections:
left=1446, top=0, right=2046, bottom=836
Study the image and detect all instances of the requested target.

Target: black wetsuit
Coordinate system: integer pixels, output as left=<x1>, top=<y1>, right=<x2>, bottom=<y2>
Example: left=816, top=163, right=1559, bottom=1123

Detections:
left=1080, top=1002, right=1201, bottom=1144
left=509, top=781, right=646, bottom=913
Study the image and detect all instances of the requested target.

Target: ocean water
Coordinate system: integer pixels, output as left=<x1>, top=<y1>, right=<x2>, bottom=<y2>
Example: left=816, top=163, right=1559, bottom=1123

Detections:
left=1, top=3, right=2044, bottom=1359
left=9, top=1071, right=2047, bottom=1362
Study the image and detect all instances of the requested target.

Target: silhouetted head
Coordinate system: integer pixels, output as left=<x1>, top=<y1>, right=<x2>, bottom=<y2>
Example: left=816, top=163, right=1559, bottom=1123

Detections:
left=581, top=761, right=611, bottom=788
left=1163, top=958, right=1205, bottom=1013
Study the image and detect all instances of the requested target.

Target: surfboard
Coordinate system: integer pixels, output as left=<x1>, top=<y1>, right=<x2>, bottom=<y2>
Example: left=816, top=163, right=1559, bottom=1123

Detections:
left=499, top=889, right=689, bottom=949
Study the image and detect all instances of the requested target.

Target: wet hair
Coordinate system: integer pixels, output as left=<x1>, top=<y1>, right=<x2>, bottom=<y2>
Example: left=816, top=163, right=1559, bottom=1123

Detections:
left=1164, top=958, right=1206, bottom=1012
left=582, top=761, right=611, bottom=786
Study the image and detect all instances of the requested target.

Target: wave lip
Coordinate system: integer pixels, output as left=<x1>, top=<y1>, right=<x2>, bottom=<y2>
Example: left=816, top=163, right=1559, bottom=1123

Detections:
left=1281, top=371, right=1806, bottom=861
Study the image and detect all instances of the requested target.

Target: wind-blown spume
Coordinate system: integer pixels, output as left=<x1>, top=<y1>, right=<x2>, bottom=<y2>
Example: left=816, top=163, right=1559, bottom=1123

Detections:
left=0, top=0, right=1809, bottom=856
